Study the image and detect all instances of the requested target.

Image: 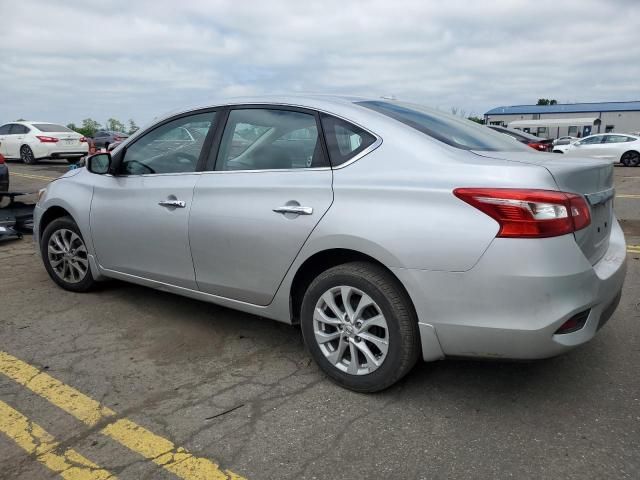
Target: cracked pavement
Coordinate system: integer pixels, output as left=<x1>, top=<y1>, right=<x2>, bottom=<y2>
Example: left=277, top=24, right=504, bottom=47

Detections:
left=0, top=161, right=639, bottom=479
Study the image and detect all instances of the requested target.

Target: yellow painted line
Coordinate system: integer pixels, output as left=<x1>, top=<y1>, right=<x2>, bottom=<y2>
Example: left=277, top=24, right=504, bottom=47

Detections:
left=0, top=351, right=245, bottom=480
left=0, top=400, right=114, bottom=480
left=617, top=194, right=640, bottom=199
left=10, top=171, right=58, bottom=181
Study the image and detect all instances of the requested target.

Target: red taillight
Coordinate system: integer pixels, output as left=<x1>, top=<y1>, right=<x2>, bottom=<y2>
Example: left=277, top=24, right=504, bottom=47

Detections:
left=453, top=188, right=591, bottom=238
left=36, top=135, right=59, bottom=143
left=528, top=142, right=550, bottom=151
left=0, top=153, right=5, bottom=164
left=79, top=137, right=87, bottom=143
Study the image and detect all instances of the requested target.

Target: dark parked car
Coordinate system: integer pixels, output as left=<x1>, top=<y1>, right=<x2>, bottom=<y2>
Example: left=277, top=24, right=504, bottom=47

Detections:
left=488, top=125, right=553, bottom=152
left=92, top=131, right=129, bottom=149
left=0, top=148, right=9, bottom=192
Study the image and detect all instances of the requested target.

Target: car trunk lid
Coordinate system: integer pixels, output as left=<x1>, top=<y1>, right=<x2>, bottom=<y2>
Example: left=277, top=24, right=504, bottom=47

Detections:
left=472, top=151, right=614, bottom=265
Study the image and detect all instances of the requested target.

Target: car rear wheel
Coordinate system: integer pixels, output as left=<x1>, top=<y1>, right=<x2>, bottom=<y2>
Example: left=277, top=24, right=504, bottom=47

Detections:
left=300, top=261, right=420, bottom=392
left=20, top=145, right=36, bottom=164
left=621, top=151, right=640, bottom=167
left=41, top=216, right=96, bottom=292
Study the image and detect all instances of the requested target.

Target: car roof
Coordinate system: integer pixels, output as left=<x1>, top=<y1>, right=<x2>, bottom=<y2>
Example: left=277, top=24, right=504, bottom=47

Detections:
left=158, top=94, right=384, bottom=121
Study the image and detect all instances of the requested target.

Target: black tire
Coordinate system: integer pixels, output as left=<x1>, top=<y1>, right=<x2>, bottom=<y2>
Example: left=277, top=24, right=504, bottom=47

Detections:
left=103, top=142, right=110, bottom=151
left=20, top=145, right=37, bottom=164
left=552, top=150, right=563, bottom=154
left=41, top=216, right=96, bottom=292
left=621, top=151, right=640, bottom=167
left=300, top=261, right=420, bottom=392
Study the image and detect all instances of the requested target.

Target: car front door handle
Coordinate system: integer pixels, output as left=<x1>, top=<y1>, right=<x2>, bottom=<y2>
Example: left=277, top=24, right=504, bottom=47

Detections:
left=158, top=199, right=186, bottom=208
left=273, top=205, right=313, bottom=215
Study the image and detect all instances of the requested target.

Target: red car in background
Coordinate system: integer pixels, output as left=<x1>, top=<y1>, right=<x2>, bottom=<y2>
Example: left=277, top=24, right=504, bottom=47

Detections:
left=0, top=145, right=9, bottom=192
left=488, top=125, right=553, bottom=152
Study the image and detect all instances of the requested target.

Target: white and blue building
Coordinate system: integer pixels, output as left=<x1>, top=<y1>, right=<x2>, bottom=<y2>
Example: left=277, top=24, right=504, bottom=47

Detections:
left=484, top=101, right=640, bottom=139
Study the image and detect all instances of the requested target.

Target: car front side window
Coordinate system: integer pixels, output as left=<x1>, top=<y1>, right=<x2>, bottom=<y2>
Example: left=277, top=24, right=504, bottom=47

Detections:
left=215, top=108, right=327, bottom=171
left=120, top=111, right=216, bottom=175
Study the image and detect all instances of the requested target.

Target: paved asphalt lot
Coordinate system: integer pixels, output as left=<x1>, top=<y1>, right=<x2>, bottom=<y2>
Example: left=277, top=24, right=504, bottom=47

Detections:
left=1, top=159, right=639, bottom=479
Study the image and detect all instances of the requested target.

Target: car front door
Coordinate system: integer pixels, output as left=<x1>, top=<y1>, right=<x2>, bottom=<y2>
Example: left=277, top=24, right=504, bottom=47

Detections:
left=189, top=107, right=333, bottom=305
left=90, top=110, right=218, bottom=289
left=569, top=135, right=606, bottom=157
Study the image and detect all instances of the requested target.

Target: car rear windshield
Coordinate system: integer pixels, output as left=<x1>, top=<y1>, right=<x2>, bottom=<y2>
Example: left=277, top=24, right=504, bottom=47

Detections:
left=356, top=100, right=529, bottom=152
left=33, top=123, right=73, bottom=133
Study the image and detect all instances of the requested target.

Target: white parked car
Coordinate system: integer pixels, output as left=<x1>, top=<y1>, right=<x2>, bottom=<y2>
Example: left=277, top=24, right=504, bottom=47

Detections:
left=552, top=137, right=579, bottom=154
left=562, top=133, right=640, bottom=166
left=0, top=121, right=89, bottom=165
left=553, top=136, right=578, bottom=145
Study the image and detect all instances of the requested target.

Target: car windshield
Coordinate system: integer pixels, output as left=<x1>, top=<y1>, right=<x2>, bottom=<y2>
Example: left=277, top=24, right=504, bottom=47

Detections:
left=356, top=100, right=529, bottom=151
left=33, top=123, right=74, bottom=133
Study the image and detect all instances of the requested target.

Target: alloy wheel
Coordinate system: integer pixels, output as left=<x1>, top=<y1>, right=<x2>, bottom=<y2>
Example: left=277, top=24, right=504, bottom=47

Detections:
left=313, top=285, right=389, bottom=375
left=47, top=228, right=89, bottom=284
left=21, top=146, right=35, bottom=164
left=626, top=152, right=640, bottom=167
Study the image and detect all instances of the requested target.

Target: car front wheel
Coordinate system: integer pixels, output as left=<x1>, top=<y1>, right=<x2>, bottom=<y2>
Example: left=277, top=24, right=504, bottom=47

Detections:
left=41, top=216, right=96, bottom=292
left=300, top=261, right=420, bottom=392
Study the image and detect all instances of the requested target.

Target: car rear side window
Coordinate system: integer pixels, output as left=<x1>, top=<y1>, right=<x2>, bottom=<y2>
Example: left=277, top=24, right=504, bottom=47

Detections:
left=357, top=100, right=529, bottom=152
left=9, top=124, right=29, bottom=134
left=320, top=114, right=376, bottom=166
left=33, top=123, right=73, bottom=133
left=216, top=108, right=328, bottom=171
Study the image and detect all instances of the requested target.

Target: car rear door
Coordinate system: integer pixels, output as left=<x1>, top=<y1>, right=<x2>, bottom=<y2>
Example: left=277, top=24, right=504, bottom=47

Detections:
left=602, top=135, right=632, bottom=162
left=0, top=124, right=11, bottom=156
left=189, top=106, right=333, bottom=305
left=4, top=124, right=25, bottom=158
left=90, top=110, right=218, bottom=289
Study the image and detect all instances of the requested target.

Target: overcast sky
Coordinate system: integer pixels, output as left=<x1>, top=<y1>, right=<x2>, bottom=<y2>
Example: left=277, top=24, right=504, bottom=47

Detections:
left=1, top=0, right=639, bottom=127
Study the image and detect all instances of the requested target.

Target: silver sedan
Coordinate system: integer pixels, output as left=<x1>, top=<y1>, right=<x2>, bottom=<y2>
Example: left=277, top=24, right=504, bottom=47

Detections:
left=34, top=96, right=627, bottom=392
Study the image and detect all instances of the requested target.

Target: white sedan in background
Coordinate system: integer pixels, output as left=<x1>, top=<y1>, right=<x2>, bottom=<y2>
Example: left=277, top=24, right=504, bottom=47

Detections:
left=562, top=133, right=640, bottom=166
left=0, top=121, right=88, bottom=165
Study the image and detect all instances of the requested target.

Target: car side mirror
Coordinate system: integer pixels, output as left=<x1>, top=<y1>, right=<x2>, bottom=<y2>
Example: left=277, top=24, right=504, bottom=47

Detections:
left=87, top=153, right=111, bottom=174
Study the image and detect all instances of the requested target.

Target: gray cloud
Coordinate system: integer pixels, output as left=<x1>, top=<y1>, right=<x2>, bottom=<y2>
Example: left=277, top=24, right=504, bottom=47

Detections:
left=1, top=0, right=638, bottom=125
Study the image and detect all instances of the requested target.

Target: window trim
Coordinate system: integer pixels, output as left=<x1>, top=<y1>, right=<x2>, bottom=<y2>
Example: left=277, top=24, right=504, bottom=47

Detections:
left=111, top=107, right=221, bottom=177
left=206, top=104, right=331, bottom=173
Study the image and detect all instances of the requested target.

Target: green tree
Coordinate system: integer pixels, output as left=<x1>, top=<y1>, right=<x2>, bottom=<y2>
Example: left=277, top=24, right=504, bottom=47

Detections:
left=79, top=118, right=101, bottom=137
left=128, top=119, right=139, bottom=135
left=107, top=118, right=126, bottom=132
left=66, top=123, right=77, bottom=131
left=467, top=116, right=485, bottom=124
left=536, top=98, right=558, bottom=106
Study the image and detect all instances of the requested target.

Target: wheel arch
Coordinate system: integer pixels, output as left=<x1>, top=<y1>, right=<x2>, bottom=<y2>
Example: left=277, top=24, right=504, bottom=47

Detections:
left=289, top=248, right=417, bottom=327
left=39, top=205, right=73, bottom=239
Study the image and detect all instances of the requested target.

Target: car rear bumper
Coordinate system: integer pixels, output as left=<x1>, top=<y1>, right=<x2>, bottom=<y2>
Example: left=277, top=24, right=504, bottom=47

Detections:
left=32, top=143, right=88, bottom=159
left=393, top=218, right=628, bottom=361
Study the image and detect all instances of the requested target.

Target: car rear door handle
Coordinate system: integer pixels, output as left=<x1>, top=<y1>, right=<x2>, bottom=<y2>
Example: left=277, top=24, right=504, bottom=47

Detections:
left=158, top=199, right=186, bottom=208
left=273, top=206, right=313, bottom=215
